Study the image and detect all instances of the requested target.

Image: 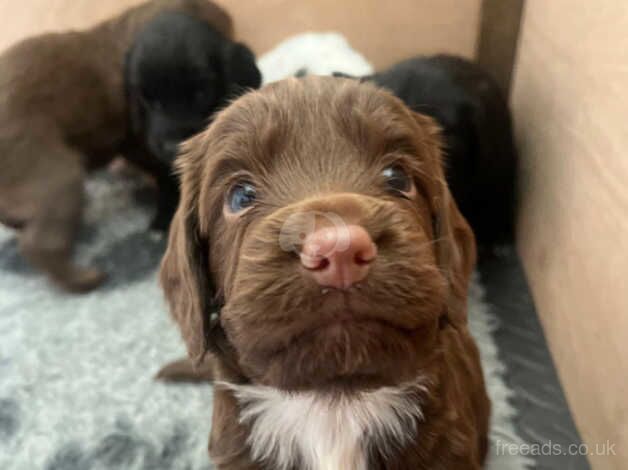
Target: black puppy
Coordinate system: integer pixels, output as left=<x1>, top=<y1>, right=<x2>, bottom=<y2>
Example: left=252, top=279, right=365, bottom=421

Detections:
left=126, top=11, right=261, bottom=229
left=337, top=55, right=518, bottom=247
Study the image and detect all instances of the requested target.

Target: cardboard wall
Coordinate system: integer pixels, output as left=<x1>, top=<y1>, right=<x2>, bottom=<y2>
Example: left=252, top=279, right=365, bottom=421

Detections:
left=511, top=2, right=628, bottom=468
left=214, top=0, right=480, bottom=69
left=0, top=0, right=481, bottom=70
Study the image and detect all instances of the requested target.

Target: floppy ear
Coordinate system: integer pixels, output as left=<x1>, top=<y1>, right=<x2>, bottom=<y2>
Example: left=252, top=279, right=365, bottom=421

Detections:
left=221, top=42, right=262, bottom=97
left=433, top=179, right=476, bottom=324
left=159, top=134, right=217, bottom=361
left=413, top=112, right=477, bottom=324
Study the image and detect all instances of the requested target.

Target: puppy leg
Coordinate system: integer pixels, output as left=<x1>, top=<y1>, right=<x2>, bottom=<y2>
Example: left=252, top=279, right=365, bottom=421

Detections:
left=18, top=154, right=105, bottom=293
left=156, top=355, right=216, bottom=383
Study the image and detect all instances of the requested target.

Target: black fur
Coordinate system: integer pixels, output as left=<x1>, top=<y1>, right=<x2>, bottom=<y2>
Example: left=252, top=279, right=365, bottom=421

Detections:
left=337, top=55, right=518, bottom=247
left=126, top=11, right=261, bottom=229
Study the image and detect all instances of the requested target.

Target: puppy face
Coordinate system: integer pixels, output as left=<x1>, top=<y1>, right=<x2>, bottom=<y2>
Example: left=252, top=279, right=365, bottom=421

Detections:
left=161, top=77, right=475, bottom=392
left=127, top=12, right=261, bottom=162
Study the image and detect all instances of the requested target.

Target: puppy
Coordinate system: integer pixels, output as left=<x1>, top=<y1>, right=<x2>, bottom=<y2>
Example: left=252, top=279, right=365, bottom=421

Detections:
left=126, top=11, right=261, bottom=229
left=339, top=55, right=518, bottom=248
left=159, top=77, right=490, bottom=469
left=0, top=0, right=234, bottom=292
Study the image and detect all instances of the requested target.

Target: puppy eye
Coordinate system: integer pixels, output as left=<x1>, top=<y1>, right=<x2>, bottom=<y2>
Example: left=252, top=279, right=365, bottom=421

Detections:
left=227, top=182, right=257, bottom=213
left=382, top=165, right=412, bottom=194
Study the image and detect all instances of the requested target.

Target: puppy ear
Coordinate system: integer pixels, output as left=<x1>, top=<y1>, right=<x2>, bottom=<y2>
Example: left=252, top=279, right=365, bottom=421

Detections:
left=221, top=42, right=262, bottom=96
left=433, top=179, right=476, bottom=324
left=159, top=134, right=217, bottom=361
left=413, top=112, right=477, bottom=324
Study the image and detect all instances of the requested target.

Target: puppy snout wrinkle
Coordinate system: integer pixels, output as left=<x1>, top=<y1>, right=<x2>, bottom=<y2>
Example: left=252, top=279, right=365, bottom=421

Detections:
left=300, top=224, right=377, bottom=289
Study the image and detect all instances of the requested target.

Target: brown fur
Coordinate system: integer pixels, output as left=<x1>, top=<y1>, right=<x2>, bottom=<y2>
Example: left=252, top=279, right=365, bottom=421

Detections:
left=159, top=77, right=490, bottom=469
left=0, top=0, right=232, bottom=292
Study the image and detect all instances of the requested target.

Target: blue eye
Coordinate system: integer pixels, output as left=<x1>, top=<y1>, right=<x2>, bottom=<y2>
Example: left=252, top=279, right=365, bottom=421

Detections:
left=228, top=182, right=257, bottom=212
left=382, top=165, right=412, bottom=193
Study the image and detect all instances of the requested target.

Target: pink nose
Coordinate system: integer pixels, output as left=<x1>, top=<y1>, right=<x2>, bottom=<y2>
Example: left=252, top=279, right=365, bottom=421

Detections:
left=300, top=224, right=377, bottom=289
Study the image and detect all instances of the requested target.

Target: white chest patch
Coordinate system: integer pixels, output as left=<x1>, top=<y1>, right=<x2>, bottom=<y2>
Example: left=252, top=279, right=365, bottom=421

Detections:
left=219, top=379, right=427, bottom=470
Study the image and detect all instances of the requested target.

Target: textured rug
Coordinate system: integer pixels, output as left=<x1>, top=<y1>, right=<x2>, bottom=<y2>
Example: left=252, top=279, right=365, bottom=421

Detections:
left=0, top=33, right=533, bottom=469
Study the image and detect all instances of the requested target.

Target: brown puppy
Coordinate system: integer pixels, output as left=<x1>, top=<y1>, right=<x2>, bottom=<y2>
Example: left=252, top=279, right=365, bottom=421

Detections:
left=159, top=77, right=490, bottom=469
left=0, top=0, right=232, bottom=292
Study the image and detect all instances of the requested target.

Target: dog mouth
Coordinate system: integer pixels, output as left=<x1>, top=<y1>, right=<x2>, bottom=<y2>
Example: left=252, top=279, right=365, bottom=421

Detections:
left=253, top=309, right=425, bottom=390
left=302, top=310, right=419, bottom=339
left=223, top=281, right=442, bottom=390
left=227, top=288, right=430, bottom=357
left=278, top=289, right=424, bottom=344
left=265, top=298, right=423, bottom=352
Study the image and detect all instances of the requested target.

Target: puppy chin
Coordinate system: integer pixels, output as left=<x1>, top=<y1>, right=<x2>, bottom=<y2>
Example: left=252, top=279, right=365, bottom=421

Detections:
left=227, top=311, right=438, bottom=392
left=282, top=325, right=424, bottom=391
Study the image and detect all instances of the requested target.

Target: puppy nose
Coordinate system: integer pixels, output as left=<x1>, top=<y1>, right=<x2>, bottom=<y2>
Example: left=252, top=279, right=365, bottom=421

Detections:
left=300, top=224, right=377, bottom=289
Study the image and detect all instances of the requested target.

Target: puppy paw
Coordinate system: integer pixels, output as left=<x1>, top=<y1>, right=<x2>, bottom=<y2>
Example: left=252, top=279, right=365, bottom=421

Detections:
left=55, top=267, right=107, bottom=294
left=156, top=357, right=215, bottom=383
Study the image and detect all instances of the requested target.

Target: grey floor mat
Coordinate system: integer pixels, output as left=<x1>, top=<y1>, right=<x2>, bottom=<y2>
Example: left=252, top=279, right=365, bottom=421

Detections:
left=479, top=249, right=590, bottom=470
